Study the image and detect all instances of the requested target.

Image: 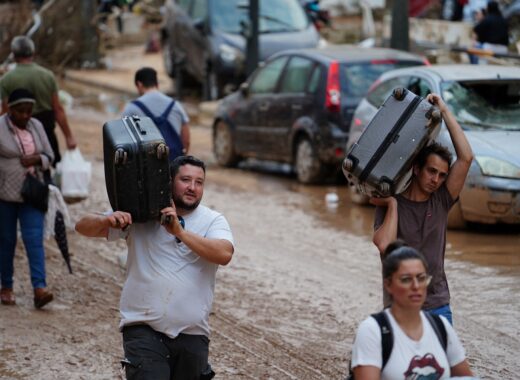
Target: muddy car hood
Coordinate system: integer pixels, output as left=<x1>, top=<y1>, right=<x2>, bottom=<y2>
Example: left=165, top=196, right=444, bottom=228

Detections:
left=466, top=130, right=520, bottom=166
left=220, top=27, right=319, bottom=61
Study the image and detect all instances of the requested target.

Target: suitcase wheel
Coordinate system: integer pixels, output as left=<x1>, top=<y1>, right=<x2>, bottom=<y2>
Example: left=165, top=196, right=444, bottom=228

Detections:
left=378, top=182, right=391, bottom=196
left=156, top=143, right=169, bottom=160
left=114, top=149, right=128, bottom=165
left=392, top=87, right=406, bottom=101
left=342, top=158, right=353, bottom=172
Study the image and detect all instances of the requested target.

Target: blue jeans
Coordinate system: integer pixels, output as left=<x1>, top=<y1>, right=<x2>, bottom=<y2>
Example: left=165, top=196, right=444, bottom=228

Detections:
left=427, top=304, right=453, bottom=325
left=0, top=200, right=47, bottom=289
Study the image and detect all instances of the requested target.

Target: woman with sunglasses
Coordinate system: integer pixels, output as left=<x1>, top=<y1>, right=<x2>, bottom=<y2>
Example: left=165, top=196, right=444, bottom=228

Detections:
left=350, top=241, right=474, bottom=379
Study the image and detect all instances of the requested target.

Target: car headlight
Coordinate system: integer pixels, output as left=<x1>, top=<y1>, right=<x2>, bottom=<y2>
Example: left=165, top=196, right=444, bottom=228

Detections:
left=219, top=44, right=243, bottom=63
left=475, top=156, right=520, bottom=179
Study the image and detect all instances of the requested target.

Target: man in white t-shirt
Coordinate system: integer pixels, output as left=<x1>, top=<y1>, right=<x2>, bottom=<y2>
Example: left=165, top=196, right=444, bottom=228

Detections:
left=75, top=156, right=234, bottom=380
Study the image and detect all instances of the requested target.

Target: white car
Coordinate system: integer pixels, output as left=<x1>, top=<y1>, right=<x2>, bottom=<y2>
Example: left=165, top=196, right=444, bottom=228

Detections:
left=346, top=64, right=520, bottom=227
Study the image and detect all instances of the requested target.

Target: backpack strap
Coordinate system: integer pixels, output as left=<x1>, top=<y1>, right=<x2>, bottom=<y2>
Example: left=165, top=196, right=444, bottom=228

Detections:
left=424, top=312, right=448, bottom=352
left=159, top=99, right=175, bottom=119
left=131, top=99, right=154, bottom=118
left=371, top=311, right=393, bottom=370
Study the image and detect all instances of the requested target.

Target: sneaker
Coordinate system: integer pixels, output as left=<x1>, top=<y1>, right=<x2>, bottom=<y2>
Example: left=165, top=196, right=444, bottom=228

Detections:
left=0, top=288, right=16, bottom=305
left=34, top=288, right=53, bottom=309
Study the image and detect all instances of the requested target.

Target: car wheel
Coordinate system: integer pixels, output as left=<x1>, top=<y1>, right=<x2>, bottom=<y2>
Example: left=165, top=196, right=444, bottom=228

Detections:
left=203, top=67, right=221, bottom=101
left=348, top=184, right=370, bottom=205
left=294, top=139, right=324, bottom=184
left=213, top=120, right=239, bottom=166
left=447, top=201, right=466, bottom=229
left=162, top=41, right=175, bottom=78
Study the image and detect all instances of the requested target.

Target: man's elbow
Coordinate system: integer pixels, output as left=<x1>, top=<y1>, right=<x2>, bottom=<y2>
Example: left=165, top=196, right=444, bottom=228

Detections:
left=372, top=235, right=387, bottom=255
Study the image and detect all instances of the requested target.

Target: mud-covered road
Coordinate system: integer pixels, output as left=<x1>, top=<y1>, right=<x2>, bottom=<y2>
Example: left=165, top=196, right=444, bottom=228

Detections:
left=1, top=50, right=519, bottom=379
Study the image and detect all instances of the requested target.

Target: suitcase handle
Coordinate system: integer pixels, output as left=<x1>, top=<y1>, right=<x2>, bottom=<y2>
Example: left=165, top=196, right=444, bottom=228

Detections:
left=130, top=115, right=147, bottom=135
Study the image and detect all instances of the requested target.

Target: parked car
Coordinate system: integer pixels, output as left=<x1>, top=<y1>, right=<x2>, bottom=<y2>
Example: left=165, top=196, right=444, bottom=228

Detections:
left=346, top=64, right=520, bottom=226
left=161, top=0, right=322, bottom=100
left=212, top=45, right=429, bottom=183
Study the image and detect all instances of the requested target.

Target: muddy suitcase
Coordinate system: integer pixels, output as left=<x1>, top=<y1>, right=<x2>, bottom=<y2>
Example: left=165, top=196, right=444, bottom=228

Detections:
left=342, top=88, right=441, bottom=197
left=103, top=115, right=171, bottom=223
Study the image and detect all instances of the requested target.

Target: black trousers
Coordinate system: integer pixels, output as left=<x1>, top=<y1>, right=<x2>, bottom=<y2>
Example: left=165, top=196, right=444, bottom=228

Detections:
left=122, top=324, right=214, bottom=380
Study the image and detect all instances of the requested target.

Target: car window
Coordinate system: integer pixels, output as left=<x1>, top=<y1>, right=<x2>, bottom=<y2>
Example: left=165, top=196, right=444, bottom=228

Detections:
left=176, top=0, right=191, bottom=11
left=210, top=0, right=308, bottom=34
left=280, top=57, right=315, bottom=94
left=441, top=80, right=520, bottom=131
left=308, top=65, right=322, bottom=94
left=250, top=57, right=289, bottom=94
left=341, top=62, right=423, bottom=99
left=190, top=0, right=207, bottom=19
left=366, top=77, right=410, bottom=107
left=407, top=77, right=432, bottom=97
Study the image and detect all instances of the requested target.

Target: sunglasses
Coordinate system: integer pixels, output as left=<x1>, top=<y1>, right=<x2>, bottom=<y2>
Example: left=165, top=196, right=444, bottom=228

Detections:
left=397, top=273, right=432, bottom=287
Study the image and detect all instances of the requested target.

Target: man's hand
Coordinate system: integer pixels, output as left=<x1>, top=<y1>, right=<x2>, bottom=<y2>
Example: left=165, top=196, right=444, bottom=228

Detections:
left=161, top=203, right=184, bottom=238
left=426, top=93, right=448, bottom=114
left=20, top=154, right=41, bottom=167
left=66, top=135, right=77, bottom=150
left=370, top=196, right=397, bottom=208
left=106, top=211, right=132, bottom=230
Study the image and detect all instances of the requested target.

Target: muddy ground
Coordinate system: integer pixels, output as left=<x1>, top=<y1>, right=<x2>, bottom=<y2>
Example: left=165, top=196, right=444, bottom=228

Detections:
left=0, top=47, right=519, bottom=380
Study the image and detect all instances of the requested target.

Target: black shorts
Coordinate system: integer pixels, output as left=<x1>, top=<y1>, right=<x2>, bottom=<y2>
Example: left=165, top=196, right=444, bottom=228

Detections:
left=122, top=324, right=214, bottom=380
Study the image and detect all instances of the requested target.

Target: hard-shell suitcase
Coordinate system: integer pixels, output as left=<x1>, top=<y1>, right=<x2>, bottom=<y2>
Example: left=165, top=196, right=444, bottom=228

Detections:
left=342, top=88, right=441, bottom=197
left=103, top=115, right=171, bottom=223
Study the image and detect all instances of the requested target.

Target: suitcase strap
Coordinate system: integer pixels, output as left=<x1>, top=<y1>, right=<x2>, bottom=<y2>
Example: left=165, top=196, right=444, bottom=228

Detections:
left=359, top=96, right=422, bottom=183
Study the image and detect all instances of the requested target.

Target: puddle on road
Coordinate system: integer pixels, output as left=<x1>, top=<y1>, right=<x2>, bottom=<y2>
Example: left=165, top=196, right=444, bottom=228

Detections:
left=231, top=160, right=520, bottom=276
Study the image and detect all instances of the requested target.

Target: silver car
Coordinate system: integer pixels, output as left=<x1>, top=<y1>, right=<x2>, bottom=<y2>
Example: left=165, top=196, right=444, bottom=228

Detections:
left=346, top=65, right=520, bottom=227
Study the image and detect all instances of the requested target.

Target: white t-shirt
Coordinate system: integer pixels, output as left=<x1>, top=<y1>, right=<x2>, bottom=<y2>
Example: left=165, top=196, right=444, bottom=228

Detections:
left=122, top=90, right=189, bottom=136
left=351, top=309, right=466, bottom=380
left=108, top=204, right=234, bottom=338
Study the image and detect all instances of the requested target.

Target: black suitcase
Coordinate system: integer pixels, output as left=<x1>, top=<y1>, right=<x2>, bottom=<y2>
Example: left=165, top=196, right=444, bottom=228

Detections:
left=103, top=115, right=171, bottom=223
left=342, top=88, right=441, bottom=197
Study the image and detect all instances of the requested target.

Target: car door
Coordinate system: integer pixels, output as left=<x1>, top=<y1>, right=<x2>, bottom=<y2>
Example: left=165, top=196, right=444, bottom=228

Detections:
left=234, top=56, right=289, bottom=155
left=266, top=56, right=318, bottom=160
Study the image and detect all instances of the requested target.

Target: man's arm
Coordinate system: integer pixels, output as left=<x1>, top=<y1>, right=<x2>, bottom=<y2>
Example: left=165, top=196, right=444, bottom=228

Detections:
left=181, top=122, right=190, bottom=153
left=75, top=211, right=132, bottom=238
left=52, top=92, right=77, bottom=150
left=161, top=206, right=234, bottom=265
left=427, top=94, right=473, bottom=200
left=371, top=197, right=398, bottom=254
left=1, top=98, right=7, bottom=114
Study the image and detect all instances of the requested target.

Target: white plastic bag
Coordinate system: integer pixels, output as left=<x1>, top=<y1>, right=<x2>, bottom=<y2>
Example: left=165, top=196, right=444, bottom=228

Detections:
left=56, top=148, right=92, bottom=199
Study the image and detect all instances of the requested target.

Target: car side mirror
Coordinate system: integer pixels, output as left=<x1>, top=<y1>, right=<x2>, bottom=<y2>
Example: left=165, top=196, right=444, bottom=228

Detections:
left=193, top=18, right=206, bottom=34
left=240, top=82, right=249, bottom=97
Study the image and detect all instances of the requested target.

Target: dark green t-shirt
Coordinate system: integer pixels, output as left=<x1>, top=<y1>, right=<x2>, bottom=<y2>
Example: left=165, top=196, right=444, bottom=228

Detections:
left=0, top=62, right=57, bottom=114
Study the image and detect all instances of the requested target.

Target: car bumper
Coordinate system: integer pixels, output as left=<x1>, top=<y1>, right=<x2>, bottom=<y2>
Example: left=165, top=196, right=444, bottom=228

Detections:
left=316, top=126, right=349, bottom=164
left=461, top=175, right=520, bottom=224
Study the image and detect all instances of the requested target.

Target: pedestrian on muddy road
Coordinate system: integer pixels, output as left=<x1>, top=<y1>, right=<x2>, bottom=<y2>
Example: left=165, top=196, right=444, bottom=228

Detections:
left=122, top=66, right=190, bottom=162
left=75, top=155, right=234, bottom=380
left=0, top=88, right=55, bottom=309
left=349, top=241, right=475, bottom=380
left=371, top=93, right=473, bottom=324
left=0, top=36, right=77, bottom=166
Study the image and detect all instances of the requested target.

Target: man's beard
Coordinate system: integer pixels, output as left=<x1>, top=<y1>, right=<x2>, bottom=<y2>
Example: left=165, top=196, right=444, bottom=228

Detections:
left=173, top=193, right=201, bottom=211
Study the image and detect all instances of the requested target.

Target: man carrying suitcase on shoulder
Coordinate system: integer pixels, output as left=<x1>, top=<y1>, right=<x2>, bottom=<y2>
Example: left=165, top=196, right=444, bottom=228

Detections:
left=371, top=94, right=473, bottom=324
left=75, top=156, right=234, bottom=379
left=123, top=67, right=190, bottom=162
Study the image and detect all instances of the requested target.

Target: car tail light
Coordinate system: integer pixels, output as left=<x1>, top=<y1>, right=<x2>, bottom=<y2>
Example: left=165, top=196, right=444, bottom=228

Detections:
left=354, top=118, right=363, bottom=127
left=422, top=57, right=431, bottom=66
left=325, top=60, right=341, bottom=113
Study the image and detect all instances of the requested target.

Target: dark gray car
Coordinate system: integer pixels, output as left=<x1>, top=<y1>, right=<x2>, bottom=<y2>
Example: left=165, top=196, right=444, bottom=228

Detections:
left=161, top=0, right=321, bottom=100
left=212, top=45, right=428, bottom=183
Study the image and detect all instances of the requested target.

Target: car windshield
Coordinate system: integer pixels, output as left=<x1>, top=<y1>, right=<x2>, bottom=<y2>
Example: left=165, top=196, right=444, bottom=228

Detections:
left=341, top=61, right=423, bottom=98
left=210, top=0, right=309, bottom=34
left=441, top=80, right=520, bottom=131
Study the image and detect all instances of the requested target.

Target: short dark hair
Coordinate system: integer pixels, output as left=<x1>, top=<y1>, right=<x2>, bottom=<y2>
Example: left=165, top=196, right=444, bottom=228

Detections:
left=134, top=67, right=158, bottom=88
left=382, top=240, right=429, bottom=279
left=11, top=36, right=35, bottom=58
left=415, top=142, right=452, bottom=169
left=170, top=155, right=206, bottom=178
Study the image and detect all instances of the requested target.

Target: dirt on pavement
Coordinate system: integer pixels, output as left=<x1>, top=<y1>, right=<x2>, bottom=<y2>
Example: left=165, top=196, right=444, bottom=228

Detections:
left=0, top=45, right=518, bottom=380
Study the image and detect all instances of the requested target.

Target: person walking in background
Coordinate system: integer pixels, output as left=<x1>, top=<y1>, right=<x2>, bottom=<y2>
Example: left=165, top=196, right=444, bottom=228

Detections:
left=471, top=1, right=509, bottom=64
left=0, top=35, right=77, bottom=165
left=0, top=89, right=55, bottom=308
left=123, top=67, right=190, bottom=162
left=349, top=241, right=474, bottom=379
left=75, top=156, right=234, bottom=379
left=371, top=94, right=473, bottom=324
